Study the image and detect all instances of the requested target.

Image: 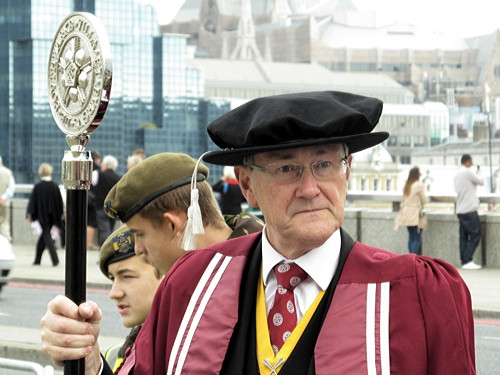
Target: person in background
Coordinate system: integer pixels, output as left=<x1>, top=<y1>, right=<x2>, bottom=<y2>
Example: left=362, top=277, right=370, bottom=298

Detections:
left=99, top=225, right=164, bottom=372
left=88, top=151, right=101, bottom=250
left=212, top=166, right=246, bottom=215
left=394, top=166, right=427, bottom=254
left=40, top=152, right=263, bottom=374
left=0, top=155, right=15, bottom=242
left=92, top=155, right=121, bottom=246
left=454, top=154, right=484, bottom=270
left=26, top=163, right=64, bottom=266
left=132, top=149, right=146, bottom=161
left=126, top=155, right=142, bottom=171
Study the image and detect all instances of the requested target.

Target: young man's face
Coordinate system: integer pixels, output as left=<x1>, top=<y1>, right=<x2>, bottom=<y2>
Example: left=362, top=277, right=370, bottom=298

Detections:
left=236, top=143, right=351, bottom=259
left=126, top=213, right=187, bottom=275
left=107, top=255, right=163, bottom=328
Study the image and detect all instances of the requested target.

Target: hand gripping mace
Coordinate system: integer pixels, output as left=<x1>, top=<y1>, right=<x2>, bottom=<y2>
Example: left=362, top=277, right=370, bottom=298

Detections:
left=48, top=12, right=112, bottom=374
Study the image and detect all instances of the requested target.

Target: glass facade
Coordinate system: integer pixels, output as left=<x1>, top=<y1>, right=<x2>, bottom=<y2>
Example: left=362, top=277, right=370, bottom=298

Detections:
left=199, top=99, right=232, bottom=183
left=0, top=0, right=229, bottom=183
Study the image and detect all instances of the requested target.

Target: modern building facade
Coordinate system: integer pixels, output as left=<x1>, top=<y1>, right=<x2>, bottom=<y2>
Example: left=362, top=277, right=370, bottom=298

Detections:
left=1, top=0, right=225, bottom=184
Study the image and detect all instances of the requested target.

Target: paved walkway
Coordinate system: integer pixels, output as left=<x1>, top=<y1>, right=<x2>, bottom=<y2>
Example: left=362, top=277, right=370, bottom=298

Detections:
left=9, top=244, right=500, bottom=317
left=2, top=243, right=500, bottom=369
left=1, top=244, right=119, bottom=370
left=8, top=244, right=110, bottom=288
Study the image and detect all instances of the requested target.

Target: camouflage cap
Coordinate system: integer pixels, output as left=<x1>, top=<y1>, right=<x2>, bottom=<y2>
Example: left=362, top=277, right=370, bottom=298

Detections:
left=104, top=153, right=209, bottom=222
left=99, top=224, right=135, bottom=277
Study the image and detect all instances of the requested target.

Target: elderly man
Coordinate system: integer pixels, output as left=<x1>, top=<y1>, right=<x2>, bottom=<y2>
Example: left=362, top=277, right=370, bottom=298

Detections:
left=40, top=92, right=475, bottom=374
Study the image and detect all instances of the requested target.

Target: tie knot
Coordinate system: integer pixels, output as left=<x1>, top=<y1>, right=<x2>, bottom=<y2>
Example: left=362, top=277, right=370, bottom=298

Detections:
left=273, top=262, right=308, bottom=291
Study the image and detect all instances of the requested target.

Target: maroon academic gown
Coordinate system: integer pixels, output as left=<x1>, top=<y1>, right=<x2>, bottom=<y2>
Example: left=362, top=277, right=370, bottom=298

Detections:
left=115, top=231, right=475, bottom=375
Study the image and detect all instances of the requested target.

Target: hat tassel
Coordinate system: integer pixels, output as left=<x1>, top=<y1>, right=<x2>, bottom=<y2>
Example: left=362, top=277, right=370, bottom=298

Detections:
left=182, top=188, right=204, bottom=250
left=182, top=153, right=209, bottom=250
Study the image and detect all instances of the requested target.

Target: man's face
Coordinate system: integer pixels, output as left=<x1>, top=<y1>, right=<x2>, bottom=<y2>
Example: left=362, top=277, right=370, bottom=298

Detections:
left=236, top=144, right=351, bottom=258
left=126, top=213, right=186, bottom=275
left=108, top=256, right=163, bottom=328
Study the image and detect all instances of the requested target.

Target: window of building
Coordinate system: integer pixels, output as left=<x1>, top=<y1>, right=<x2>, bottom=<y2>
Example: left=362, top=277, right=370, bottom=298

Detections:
left=350, top=62, right=377, bottom=71
left=401, top=156, right=411, bottom=164
left=400, top=136, right=411, bottom=147
left=414, top=136, right=426, bottom=147
left=386, top=179, right=392, bottom=191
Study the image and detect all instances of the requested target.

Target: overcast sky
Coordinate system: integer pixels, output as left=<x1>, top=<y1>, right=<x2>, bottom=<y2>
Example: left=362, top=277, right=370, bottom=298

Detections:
left=145, top=0, right=500, bottom=38
left=355, top=0, right=500, bottom=37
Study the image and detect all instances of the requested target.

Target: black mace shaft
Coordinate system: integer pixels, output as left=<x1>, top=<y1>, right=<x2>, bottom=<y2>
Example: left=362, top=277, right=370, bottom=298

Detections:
left=65, top=190, right=88, bottom=304
left=61, top=137, right=93, bottom=375
left=64, top=190, right=87, bottom=374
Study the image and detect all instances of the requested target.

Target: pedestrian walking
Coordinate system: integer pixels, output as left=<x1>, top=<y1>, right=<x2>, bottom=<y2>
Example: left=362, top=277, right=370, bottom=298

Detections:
left=26, top=163, right=64, bottom=266
left=394, top=166, right=427, bottom=254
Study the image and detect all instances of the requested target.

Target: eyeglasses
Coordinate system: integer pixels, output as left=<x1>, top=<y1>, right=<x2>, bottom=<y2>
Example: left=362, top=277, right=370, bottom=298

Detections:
left=249, top=158, right=349, bottom=183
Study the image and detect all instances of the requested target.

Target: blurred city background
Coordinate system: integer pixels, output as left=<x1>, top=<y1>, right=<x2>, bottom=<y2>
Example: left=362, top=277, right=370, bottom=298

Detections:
left=2, top=0, right=500, bottom=192
left=2, top=2, right=500, bottom=373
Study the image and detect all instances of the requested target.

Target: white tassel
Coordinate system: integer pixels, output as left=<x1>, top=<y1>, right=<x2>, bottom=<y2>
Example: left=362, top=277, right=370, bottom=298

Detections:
left=182, top=153, right=209, bottom=250
left=182, top=189, right=204, bottom=250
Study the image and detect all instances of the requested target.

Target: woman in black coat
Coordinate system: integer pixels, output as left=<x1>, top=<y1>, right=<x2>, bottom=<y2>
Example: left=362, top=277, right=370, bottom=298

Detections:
left=27, top=163, right=64, bottom=266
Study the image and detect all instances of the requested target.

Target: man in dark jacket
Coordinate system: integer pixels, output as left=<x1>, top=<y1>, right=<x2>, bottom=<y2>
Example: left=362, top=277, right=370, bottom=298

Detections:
left=212, top=166, right=246, bottom=215
left=92, top=154, right=121, bottom=245
left=27, top=163, right=64, bottom=266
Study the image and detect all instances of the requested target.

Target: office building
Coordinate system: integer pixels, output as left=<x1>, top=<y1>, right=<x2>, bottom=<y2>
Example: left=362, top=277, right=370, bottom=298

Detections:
left=1, top=0, right=222, bottom=183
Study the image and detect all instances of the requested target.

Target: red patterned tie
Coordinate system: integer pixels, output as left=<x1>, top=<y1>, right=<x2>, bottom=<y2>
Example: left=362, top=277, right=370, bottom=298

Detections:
left=268, top=262, right=309, bottom=355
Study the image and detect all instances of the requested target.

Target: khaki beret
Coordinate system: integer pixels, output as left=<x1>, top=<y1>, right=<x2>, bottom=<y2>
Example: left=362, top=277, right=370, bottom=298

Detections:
left=104, top=153, right=209, bottom=222
left=99, top=224, right=135, bottom=277
left=203, top=91, right=389, bottom=166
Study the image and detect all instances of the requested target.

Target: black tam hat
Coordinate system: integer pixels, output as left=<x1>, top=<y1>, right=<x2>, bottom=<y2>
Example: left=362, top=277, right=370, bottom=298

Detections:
left=203, top=91, right=389, bottom=166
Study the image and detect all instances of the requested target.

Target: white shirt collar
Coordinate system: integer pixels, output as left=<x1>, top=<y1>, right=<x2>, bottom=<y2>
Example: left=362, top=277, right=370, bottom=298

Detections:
left=261, top=226, right=341, bottom=291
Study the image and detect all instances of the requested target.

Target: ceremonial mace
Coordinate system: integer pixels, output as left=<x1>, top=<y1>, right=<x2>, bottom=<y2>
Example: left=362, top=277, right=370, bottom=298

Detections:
left=48, top=13, right=112, bottom=374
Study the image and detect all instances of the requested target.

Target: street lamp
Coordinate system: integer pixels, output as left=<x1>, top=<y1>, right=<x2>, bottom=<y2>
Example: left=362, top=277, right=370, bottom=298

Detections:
left=485, top=83, right=494, bottom=192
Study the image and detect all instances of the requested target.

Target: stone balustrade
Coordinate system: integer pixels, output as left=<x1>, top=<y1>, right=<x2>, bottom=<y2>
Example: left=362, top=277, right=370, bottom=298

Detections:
left=5, top=187, right=500, bottom=268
